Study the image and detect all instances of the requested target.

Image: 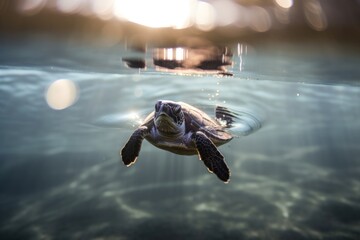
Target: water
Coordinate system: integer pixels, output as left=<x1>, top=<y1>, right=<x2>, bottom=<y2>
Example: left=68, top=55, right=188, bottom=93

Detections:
left=1, top=35, right=360, bottom=240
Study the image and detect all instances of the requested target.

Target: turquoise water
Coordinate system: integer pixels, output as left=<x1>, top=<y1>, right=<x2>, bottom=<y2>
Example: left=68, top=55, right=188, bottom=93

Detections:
left=0, top=35, right=360, bottom=239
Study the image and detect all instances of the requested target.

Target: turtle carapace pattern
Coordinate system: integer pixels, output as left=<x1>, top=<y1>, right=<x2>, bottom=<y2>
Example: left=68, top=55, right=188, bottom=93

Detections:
left=121, top=100, right=234, bottom=183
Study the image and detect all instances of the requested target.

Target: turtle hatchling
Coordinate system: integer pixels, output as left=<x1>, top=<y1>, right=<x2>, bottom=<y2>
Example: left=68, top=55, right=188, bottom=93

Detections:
left=121, top=100, right=235, bottom=182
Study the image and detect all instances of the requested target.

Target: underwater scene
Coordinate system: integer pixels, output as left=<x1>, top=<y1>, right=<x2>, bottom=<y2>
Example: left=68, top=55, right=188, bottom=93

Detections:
left=0, top=34, right=359, bottom=240
left=1, top=0, right=360, bottom=239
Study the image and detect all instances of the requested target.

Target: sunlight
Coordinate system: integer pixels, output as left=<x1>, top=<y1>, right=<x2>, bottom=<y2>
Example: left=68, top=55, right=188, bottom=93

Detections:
left=275, top=0, right=293, bottom=9
left=166, top=48, right=173, bottom=60
left=113, top=0, right=195, bottom=29
left=90, top=0, right=114, bottom=20
left=128, top=112, right=143, bottom=126
left=175, top=48, right=185, bottom=61
left=195, top=1, right=216, bottom=31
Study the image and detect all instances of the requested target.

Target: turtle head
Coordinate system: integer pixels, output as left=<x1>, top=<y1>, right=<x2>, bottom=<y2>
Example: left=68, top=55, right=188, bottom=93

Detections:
left=154, top=100, right=185, bottom=134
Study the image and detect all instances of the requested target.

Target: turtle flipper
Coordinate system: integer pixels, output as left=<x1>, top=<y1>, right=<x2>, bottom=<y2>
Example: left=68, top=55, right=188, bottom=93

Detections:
left=215, top=106, right=237, bottom=127
left=121, top=126, right=149, bottom=166
left=193, top=131, right=230, bottom=183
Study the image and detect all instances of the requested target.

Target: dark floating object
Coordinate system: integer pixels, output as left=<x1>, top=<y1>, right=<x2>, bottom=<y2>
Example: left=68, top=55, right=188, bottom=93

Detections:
left=122, top=43, right=233, bottom=75
left=122, top=58, right=146, bottom=69
left=121, top=100, right=235, bottom=183
left=218, top=72, right=234, bottom=77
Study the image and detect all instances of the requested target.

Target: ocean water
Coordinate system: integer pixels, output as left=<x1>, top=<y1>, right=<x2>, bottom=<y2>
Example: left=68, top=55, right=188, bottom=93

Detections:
left=0, top=35, right=360, bottom=240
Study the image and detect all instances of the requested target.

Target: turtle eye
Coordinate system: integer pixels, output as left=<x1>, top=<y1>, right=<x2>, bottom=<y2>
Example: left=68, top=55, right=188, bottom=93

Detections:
left=174, top=105, right=181, bottom=114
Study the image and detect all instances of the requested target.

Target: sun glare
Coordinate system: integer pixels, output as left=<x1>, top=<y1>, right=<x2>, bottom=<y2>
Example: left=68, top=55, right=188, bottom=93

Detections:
left=16, top=0, right=279, bottom=32
left=113, top=0, right=195, bottom=28
left=275, top=0, right=293, bottom=9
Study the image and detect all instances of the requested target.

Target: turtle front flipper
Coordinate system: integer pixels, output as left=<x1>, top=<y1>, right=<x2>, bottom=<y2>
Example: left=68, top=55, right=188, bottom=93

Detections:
left=121, top=126, right=149, bottom=166
left=193, top=131, right=230, bottom=183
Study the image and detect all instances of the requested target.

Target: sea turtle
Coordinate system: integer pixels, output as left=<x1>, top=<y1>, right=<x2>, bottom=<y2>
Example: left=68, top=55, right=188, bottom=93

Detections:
left=121, top=100, right=234, bottom=182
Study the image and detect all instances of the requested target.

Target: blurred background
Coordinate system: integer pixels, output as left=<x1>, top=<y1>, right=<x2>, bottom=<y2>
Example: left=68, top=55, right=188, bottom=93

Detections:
left=1, top=0, right=360, bottom=46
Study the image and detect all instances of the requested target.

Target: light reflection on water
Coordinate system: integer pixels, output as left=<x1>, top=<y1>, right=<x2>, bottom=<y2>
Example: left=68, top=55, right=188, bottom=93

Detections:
left=0, top=37, right=360, bottom=239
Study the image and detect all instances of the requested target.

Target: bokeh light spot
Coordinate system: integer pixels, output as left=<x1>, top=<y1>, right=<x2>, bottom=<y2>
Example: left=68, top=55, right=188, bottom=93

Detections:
left=18, top=0, right=46, bottom=15
left=304, top=0, right=327, bottom=31
left=195, top=1, right=216, bottom=31
left=275, top=0, right=293, bottom=9
left=113, top=0, right=194, bottom=29
left=46, top=79, right=78, bottom=110
left=249, top=7, right=272, bottom=32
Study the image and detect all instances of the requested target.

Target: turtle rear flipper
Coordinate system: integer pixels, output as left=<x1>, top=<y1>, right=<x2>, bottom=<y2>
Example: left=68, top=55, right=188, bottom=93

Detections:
left=215, top=106, right=237, bottom=127
left=193, top=131, right=230, bottom=183
left=121, top=126, right=149, bottom=166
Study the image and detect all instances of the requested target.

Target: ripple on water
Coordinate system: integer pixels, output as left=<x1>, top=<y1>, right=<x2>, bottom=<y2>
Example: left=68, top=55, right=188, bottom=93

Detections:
left=227, top=107, right=264, bottom=137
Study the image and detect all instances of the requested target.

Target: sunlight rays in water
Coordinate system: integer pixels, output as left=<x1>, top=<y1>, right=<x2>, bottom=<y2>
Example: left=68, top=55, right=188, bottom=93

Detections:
left=4, top=143, right=358, bottom=239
